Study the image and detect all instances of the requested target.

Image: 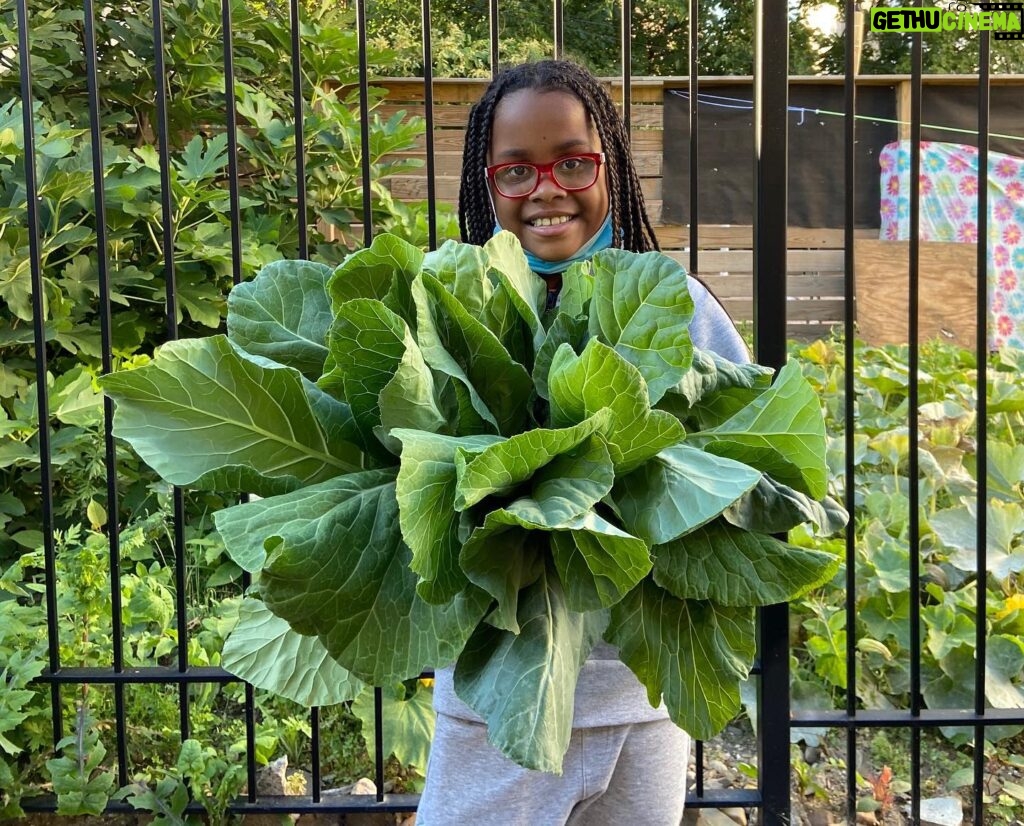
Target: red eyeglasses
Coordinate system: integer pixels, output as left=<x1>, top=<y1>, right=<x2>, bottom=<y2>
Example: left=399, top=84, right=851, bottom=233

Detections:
left=485, top=152, right=605, bottom=199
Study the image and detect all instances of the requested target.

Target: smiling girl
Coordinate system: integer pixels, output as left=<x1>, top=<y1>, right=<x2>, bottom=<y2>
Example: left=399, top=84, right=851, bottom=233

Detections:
left=416, top=59, right=747, bottom=825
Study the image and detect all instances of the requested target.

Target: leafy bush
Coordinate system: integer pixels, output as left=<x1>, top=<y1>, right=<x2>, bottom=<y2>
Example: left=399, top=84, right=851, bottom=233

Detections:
left=0, top=0, right=454, bottom=813
left=791, top=339, right=1024, bottom=743
left=0, top=0, right=456, bottom=565
left=100, top=232, right=844, bottom=773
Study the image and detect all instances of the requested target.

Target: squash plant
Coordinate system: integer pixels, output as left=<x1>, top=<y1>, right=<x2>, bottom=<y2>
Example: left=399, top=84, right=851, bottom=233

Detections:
left=100, top=232, right=846, bottom=773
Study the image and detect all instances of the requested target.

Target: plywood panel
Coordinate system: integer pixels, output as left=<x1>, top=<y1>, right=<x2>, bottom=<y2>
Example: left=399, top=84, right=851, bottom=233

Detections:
left=854, top=240, right=978, bottom=345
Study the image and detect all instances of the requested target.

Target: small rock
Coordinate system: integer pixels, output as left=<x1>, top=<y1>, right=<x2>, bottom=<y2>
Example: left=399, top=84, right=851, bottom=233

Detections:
left=919, top=796, right=964, bottom=826
left=804, top=745, right=822, bottom=764
left=855, top=812, right=878, bottom=825
left=806, top=810, right=835, bottom=826
left=256, top=756, right=289, bottom=796
left=722, top=807, right=748, bottom=826
left=350, top=777, right=378, bottom=796
left=696, top=810, right=741, bottom=826
left=399, top=815, right=417, bottom=826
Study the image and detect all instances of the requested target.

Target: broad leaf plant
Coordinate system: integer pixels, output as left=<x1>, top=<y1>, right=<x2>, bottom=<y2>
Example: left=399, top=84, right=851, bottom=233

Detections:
left=101, top=232, right=846, bottom=773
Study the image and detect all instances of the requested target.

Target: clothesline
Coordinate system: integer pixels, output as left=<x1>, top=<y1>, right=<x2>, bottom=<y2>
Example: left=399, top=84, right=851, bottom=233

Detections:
left=669, top=89, right=1024, bottom=144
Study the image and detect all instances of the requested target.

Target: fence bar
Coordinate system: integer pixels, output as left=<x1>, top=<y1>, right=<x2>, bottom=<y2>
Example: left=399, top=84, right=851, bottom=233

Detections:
left=489, top=0, right=499, bottom=76
left=753, top=0, right=790, bottom=822
left=842, top=1, right=858, bottom=822
left=421, top=0, right=437, bottom=248
left=687, top=0, right=698, bottom=273
left=687, top=0, right=703, bottom=798
left=218, top=0, right=258, bottom=800
left=908, top=25, right=923, bottom=826
left=311, top=706, right=322, bottom=802
left=150, top=0, right=192, bottom=741
left=83, top=0, right=128, bottom=786
left=793, top=708, right=1024, bottom=727
left=374, top=686, right=386, bottom=803
left=553, top=0, right=564, bottom=58
left=222, top=0, right=243, bottom=284
left=290, top=0, right=309, bottom=258
left=356, top=0, right=374, bottom=246
left=973, top=30, right=991, bottom=826
left=620, top=0, right=631, bottom=133
left=17, top=0, right=64, bottom=749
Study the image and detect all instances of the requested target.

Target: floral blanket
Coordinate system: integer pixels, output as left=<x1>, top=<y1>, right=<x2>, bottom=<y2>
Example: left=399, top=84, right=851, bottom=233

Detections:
left=878, top=140, right=1024, bottom=350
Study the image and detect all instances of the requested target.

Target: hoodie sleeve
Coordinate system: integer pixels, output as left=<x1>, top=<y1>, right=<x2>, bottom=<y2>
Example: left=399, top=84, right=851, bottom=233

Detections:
left=686, top=275, right=751, bottom=365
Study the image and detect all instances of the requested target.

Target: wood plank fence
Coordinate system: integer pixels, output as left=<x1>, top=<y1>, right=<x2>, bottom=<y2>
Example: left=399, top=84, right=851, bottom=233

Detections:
left=365, top=75, right=1016, bottom=342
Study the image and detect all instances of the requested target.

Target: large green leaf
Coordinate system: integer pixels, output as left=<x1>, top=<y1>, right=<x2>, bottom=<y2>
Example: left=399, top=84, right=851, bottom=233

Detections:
left=454, top=564, right=606, bottom=774
left=459, top=494, right=647, bottom=629
left=659, top=348, right=773, bottom=424
left=458, top=511, right=547, bottom=633
left=214, top=476, right=382, bottom=573
left=259, top=469, right=491, bottom=684
left=352, top=682, right=436, bottom=773
left=483, top=231, right=546, bottom=349
left=559, top=260, right=594, bottom=318
left=532, top=312, right=588, bottom=401
left=930, top=500, right=1024, bottom=579
left=548, top=339, right=685, bottom=473
left=614, top=445, right=762, bottom=545
left=222, top=597, right=364, bottom=707
left=327, top=233, right=423, bottom=322
left=226, top=260, right=334, bottom=380
left=479, top=282, right=535, bottom=369
left=453, top=409, right=613, bottom=510
left=724, top=475, right=849, bottom=535
left=549, top=512, right=652, bottom=612
left=689, top=359, right=828, bottom=499
left=605, top=579, right=756, bottom=741
left=588, top=248, right=694, bottom=404
left=652, top=519, right=840, bottom=606
left=413, top=273, right=533, bottom=435
left=422, top=239, right=492, bottom=319
left=393, top=429, right=503, bottom=604
left=99, top=336, right=359, bottom=496
left=376, top=334, right=448, bottom=447
left=320, top=298, right=407, bottom=450
left=987, top=441, right=1024, bottom=502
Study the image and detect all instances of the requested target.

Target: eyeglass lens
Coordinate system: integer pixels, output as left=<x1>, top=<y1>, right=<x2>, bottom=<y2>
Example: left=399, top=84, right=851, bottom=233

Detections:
left=493, top=156, right=599, bottom=197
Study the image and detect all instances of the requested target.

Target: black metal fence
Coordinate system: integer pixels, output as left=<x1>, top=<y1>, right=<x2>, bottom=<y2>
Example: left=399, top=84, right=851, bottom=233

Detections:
left=8, top=0, right=1021, bottom=821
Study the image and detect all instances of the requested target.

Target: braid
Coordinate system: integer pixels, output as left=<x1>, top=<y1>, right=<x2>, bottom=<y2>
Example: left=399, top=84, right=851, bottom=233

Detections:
left=459, top=60, right=658, bottom=253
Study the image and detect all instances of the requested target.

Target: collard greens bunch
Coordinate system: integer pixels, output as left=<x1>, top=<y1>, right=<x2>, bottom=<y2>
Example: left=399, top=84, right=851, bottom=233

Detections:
left=101, top=232, right=846, bottom=773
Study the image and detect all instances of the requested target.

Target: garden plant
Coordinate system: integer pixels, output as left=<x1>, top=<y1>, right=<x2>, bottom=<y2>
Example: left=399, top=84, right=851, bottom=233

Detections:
left=98, top=231, right=846, bottom=773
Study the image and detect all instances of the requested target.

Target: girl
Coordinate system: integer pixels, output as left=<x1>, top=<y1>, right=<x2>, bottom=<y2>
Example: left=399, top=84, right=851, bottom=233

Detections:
left=417, top=59, right=747, bottom=825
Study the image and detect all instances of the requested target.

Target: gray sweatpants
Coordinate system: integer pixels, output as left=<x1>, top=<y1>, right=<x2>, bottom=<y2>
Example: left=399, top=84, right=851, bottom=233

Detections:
left=415, top=713, right=691, bottom=825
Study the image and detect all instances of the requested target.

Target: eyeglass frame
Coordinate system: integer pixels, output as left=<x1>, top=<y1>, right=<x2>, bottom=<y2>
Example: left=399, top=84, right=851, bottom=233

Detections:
left=484, top=152, right=606, bottom=199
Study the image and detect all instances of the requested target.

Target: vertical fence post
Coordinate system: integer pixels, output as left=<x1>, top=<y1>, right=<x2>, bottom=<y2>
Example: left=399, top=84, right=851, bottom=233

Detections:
left=842, top=2, right=859, bottom=822
left=972, top=29, right=991, bottom=826
left=83, top=0, right=129, bottom=786
left=17, top=0, right=64, bottom=750
left=753, top=0, right=790, bottom=822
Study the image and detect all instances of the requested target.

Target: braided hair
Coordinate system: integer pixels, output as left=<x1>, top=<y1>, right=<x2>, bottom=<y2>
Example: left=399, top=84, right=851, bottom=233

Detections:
left=458, top=60, right=659, bottom=254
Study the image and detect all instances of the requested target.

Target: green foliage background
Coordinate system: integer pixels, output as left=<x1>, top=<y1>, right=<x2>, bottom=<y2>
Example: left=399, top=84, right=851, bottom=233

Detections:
left=357, top=0, right=1024, bottom=76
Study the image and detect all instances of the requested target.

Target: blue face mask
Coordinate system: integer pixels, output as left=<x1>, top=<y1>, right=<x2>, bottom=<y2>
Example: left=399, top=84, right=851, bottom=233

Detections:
left=493, top=214, right=614, bottom=275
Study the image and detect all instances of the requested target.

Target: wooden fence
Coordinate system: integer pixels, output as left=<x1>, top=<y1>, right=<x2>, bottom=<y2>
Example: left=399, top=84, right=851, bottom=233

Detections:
left=371, top=75, right=1012, bottom=342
